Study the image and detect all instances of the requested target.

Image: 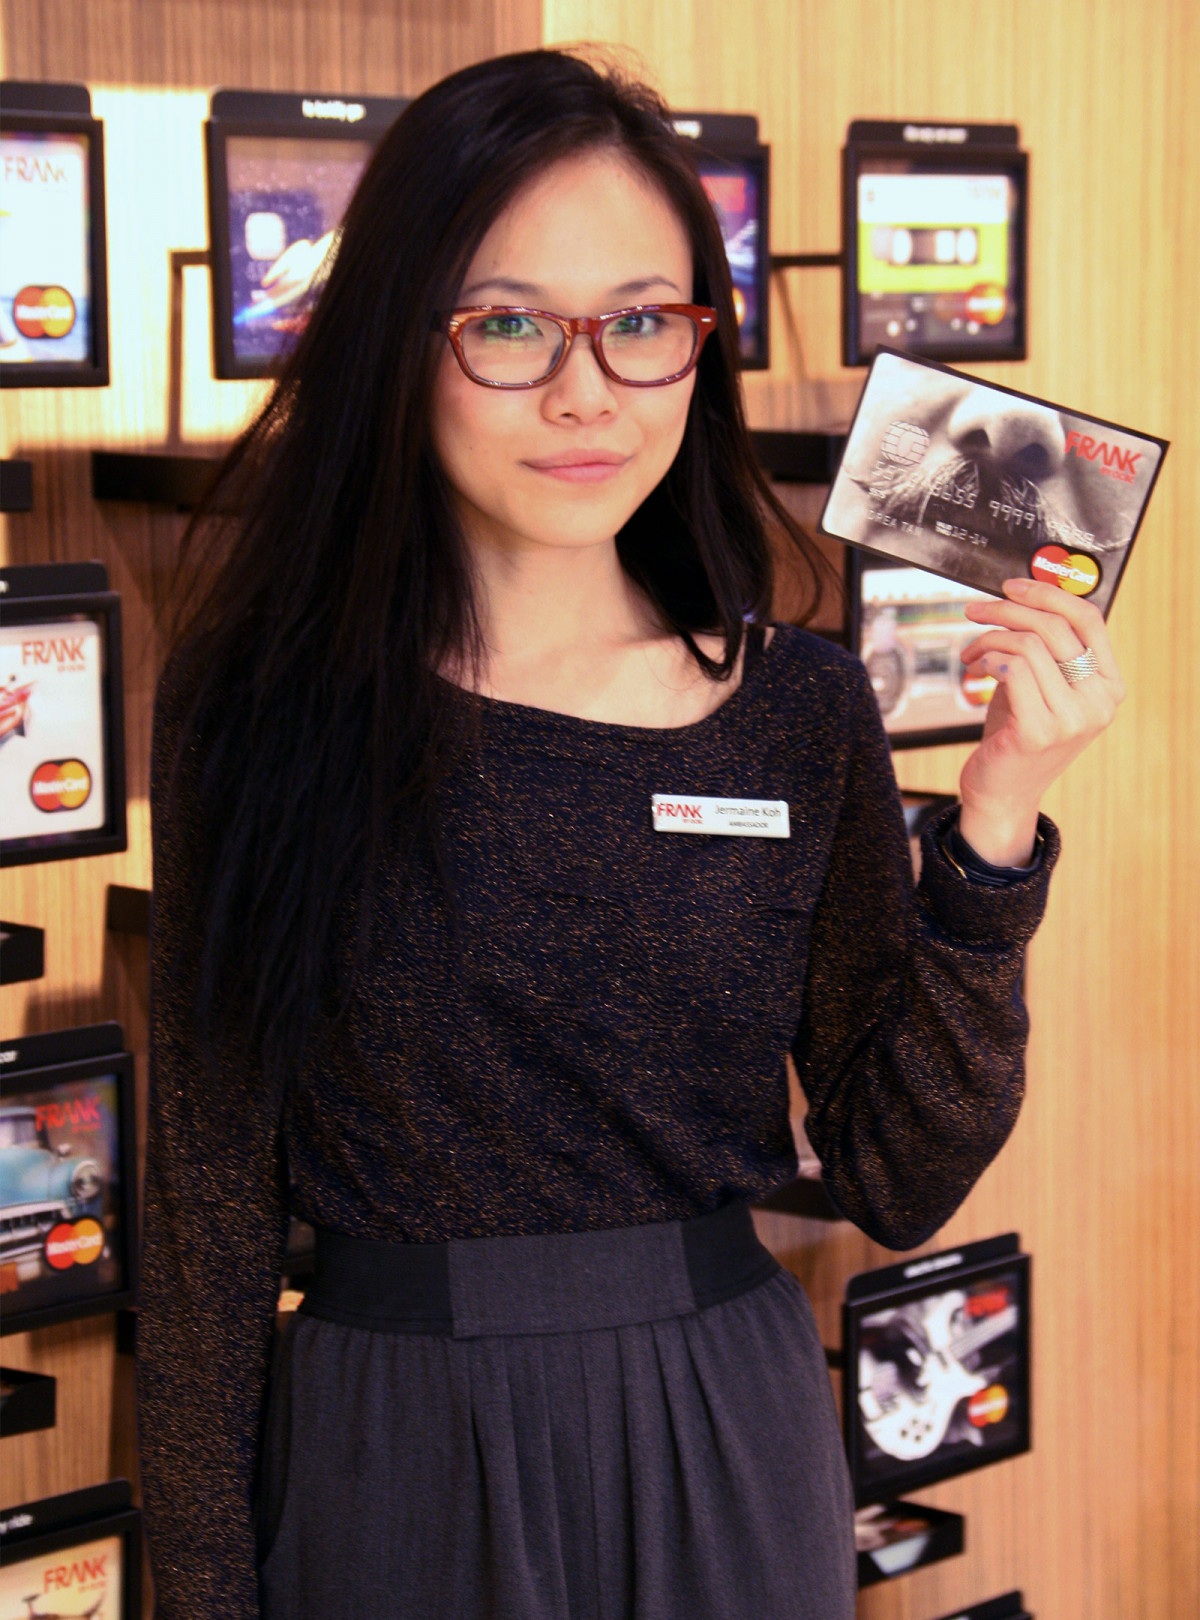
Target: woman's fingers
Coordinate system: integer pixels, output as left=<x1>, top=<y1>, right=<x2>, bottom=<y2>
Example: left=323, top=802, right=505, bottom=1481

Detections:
left=1004, top=580, right=1120, bottom=685
left=963, top=627, right=1122, bottom=742
left=962, top=597, right=1087, bottom=663
left=974, top=646, right=1057, bottom=743
left=962, top=627, right=1078, bottom=723
left=962, top=579, right=1126, bottom=700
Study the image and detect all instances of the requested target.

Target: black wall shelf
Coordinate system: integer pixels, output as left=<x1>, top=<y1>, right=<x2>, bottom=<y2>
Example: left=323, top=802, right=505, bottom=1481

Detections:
left=106, top=884, right=151, bottom=937
left=92, top=449, right=221, bottom=508
left=0, top=921, right=45, bottom=984
left=0, top=459, right=34, bottom=512
left=750, top=429, right=846, bottom=484
left=0, top=1367, right=57, bottom=1438
left=769, top=251, right=841, bottom=271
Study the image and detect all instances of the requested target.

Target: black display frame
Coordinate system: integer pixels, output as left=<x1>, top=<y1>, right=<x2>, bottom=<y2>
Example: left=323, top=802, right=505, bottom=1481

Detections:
left=205, top=87, right=408, bottom=380
left=928, top=1595, right=1033, bottom=1620
left=842, top=120, right=1028, bottom=369
left=0, top=1022, right=139, bottom=1337
left=0, top=81, right=110, bottom=390
left=855, top=1498, right=966, bottom=1588
left=0, top=1481, right=141, bottom=1620
left=846, top=548, right=992, bottom=750
left=671, top=111, right=771, bottom=371
left=1, top=561, right=127, bottom=867
left=843, top=1234, right=1032, bottom=1506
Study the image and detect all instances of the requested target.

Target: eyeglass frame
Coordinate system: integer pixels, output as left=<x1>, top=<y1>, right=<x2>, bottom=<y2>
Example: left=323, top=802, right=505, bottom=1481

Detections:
left=437, top=303, right=719, bottom=389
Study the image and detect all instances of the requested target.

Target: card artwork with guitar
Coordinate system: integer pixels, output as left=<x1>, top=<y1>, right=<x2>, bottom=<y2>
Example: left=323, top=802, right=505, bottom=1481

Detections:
left=843, top=1236, right=1032, bottom=1503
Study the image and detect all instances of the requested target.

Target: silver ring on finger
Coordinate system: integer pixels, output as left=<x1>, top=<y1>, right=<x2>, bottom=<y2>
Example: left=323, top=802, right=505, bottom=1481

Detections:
left=1055, top=646, right=1101, bottom=684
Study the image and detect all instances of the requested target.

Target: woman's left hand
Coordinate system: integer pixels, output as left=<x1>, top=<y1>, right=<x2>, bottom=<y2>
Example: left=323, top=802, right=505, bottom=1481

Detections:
left=955, top=577, right=1127, bottom=865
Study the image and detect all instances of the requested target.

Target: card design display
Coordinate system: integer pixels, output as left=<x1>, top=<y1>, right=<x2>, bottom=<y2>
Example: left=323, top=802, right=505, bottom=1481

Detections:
left=205, top=89, right=408, bottom=379
left=0, top=1481, right=140, bottom=1620
left=0, top=616, right=107, bottom=840
left=222, top=132, right=372, bottom=368
left=821, top=348, right=1168, bottom=614
left=673, top=112, right=770, bottom=370
left=0, top=1026, right=137, bottom=1335
left=696, top=152, right=767, bottom=367
left=0, top=82, right=109, bottom=388
left=0, top=562, right=126, bottom=866
left=0, top=1529, right=124, bottom=1616
left=843, top=1233, right=1031, bottom=1504
left=848, top=552, right=997, bottom=747
left=841, top=120, right=1028, bottom=367
left=0, top=130, right=93, bottom=368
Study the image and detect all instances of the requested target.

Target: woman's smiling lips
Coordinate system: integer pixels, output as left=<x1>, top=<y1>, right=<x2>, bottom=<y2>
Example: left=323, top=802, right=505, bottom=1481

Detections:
left=522, top=449, right=632, bottom=483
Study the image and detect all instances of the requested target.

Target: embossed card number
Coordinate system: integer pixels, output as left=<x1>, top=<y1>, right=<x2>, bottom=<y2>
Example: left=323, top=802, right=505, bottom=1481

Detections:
left=651, top=795, right=790, bottom=838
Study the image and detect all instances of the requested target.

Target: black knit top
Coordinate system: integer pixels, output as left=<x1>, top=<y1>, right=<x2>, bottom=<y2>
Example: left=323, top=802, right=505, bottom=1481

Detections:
left=136, top=623, right=1059, bottom=1619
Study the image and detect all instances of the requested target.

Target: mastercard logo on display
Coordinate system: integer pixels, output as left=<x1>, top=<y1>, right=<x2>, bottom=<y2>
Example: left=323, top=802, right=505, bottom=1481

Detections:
left=960, top=665, right=997, bottom=707
left=30, top=758, right=92, bottom=811
left=1029, top=544, right=1101, bottom=597
left=44, top=1218, right=105, bottom=1271
left=967, top=1383, right=1010, bottom=1427
left=12, top=284, right=77, bottom=340
left=965, top=282, right=1007, bottom=325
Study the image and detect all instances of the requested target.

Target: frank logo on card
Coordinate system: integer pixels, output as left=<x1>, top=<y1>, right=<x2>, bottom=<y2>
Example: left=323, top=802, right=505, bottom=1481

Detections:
left=651, top=795, right=790, bottom=838
left=819, top=347, right=1168, bottom=616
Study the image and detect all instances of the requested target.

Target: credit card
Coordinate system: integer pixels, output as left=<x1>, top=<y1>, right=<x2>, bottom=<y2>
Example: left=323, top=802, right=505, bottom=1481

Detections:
left=819, top=347, right=1169, bottom=615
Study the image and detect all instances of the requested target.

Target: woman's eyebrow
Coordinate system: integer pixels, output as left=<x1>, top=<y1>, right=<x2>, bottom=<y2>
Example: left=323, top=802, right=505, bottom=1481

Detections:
left=608, top=276, right=684, bottom=299
left=457, top=274, right=684, bottom=302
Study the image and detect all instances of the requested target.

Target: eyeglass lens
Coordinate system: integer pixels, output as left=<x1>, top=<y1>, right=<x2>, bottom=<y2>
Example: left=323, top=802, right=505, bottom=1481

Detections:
left=459, top=311, right=699, bottom=384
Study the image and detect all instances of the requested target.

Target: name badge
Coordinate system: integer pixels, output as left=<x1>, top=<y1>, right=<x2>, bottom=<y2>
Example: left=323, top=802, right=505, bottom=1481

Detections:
left=651, top=795, right=790, bottom=838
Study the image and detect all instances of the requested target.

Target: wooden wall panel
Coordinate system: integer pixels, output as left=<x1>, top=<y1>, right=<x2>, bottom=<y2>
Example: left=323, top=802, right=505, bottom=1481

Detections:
left=0, top=0, right=541, bottom=1585
left=541, top=4, right=1200, bottom=1617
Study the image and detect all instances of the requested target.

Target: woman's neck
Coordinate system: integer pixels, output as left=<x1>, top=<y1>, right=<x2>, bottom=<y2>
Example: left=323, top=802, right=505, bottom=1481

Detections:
left=441, top=531, right=750, bottom=728
left=469, top=532, right=653, bottom=665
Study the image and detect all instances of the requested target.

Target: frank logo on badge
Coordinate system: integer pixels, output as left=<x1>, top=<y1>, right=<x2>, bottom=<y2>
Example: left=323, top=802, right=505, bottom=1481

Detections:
left=651, top=795, right=790, bottom=838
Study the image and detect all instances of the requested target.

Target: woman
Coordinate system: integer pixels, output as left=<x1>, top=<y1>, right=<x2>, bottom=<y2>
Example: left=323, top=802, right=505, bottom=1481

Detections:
left=136, top=49, right=1123, bottom=1620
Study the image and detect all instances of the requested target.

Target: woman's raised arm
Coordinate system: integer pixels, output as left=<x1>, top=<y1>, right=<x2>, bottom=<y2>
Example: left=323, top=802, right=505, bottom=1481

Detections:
left=790, top=656, right=1060, bottom=1251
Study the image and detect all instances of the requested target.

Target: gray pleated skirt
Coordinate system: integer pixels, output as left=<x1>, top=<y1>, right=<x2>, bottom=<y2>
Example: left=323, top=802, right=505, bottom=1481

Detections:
left=255, top=1202, right=856, bottom=1618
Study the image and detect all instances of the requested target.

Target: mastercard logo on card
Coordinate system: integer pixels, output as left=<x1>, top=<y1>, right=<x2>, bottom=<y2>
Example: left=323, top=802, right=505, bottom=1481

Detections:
left=1029, top=544, right=1101, bottom=597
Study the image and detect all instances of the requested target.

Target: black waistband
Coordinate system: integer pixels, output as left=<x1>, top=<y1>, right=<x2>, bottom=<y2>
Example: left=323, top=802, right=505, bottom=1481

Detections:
left=298, top=1200, right=779, bottom=1338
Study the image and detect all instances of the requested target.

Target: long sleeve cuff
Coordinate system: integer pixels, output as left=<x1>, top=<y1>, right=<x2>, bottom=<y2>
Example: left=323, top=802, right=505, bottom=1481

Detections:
left=917, top=803, right=1061, bottom=950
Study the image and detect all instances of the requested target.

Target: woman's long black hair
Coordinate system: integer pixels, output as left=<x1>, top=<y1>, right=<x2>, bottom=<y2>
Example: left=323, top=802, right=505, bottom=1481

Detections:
left=161, top=48, right=830, bottom=1092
